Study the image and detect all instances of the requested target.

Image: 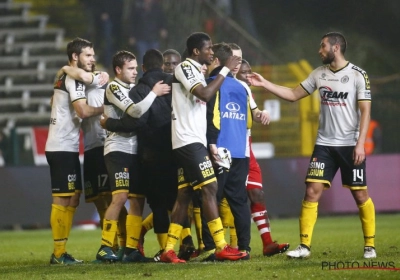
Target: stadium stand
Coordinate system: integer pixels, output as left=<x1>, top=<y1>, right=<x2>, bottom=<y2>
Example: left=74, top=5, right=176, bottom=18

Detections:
left=0, top=0, right=66, bottom=129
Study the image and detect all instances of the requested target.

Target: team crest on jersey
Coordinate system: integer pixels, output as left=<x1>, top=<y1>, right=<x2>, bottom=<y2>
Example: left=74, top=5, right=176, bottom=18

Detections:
left=341, top=75, right=349, bottom=84
left=110, top=84, right=127, bottom=101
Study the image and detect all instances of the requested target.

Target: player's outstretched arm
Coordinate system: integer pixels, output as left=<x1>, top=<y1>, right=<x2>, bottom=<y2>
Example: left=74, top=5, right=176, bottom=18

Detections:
left=247, top=72, right=307, bottom=102
left=252, top=108, right=270, bottom=125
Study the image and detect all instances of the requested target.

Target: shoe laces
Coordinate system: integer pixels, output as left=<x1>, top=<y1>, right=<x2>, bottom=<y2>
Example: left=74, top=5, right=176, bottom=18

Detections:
left=297, top=244, right=309, bottom=251
left=224, top=245, right=239, bottom=253
left=62, top=253, right=75, bottom=261
left=166, top=250, right=179, bottom=259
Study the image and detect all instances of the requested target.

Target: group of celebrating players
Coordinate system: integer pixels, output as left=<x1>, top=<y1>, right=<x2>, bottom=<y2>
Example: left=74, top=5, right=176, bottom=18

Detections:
left=45, top=30, right=376, bottom=265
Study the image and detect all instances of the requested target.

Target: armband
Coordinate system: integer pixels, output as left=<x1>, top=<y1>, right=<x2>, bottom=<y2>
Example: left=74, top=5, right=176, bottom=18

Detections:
left=219, top=66, right=230, bottom=78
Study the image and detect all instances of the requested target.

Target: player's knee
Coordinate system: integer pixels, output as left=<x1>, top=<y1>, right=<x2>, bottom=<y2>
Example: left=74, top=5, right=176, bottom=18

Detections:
left=177, top=187, right=192, bottom=202
left=201, top=182, right=217, bottom=198
left=111, top=193, right=128, bottom=206
left=305, top=182, right=324, bottom=200
left=248, top=188, right=264, bottom=203
left=352, top=189, right=369, bottom=204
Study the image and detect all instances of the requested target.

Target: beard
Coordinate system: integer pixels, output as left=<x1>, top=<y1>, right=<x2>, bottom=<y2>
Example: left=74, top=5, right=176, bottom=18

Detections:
left=199, top=55, right=212, bottom=66
left=322, top=49, right=335, bottom=64
left=77, top=60, right=92, bottom=72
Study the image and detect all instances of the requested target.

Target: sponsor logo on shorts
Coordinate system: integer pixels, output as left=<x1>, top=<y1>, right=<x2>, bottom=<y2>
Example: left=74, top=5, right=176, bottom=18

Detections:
left=307, top=158, right=325, bottom=177
left=67, top=174, right=76, bottom=190
left=84, top=181, right=93, bottom=196
left=114, top=169, right=129, bottom=187
left=199, top=158, right=214, bottom=178
left=177, top=168, right=185, bottom=183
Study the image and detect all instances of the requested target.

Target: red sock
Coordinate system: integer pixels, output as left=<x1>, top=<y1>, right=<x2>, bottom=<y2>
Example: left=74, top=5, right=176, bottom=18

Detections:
left=251, top=203, right=273, bottom=245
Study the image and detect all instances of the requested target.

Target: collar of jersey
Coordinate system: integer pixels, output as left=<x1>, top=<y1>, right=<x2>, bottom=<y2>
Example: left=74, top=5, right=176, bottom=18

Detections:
left=328, top=61, right=350, bottom=73
left=186, top=58, right=202, bottom=72
left=114, top=77, right=132, bottom=89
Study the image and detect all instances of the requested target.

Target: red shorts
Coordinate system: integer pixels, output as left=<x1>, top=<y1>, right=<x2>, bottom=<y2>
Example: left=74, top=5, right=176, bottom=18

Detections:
left=246, top=146, right=263, bottom=190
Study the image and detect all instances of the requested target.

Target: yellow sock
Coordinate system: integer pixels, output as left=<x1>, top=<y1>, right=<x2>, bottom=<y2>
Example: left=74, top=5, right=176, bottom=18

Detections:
left=219, top=198, right=237, bottom=248
left=157, top=233, right=168, bottom=249
left=193, top=207, right=203, bottom=249
left=229, top=227, right=238, bottom=248
left=219, top=198, right=231, bottom=228
left=117, top=207, right=127, bottom=247
left=207, top=218, right=227, bottom=251
left=65, top=206, right=76, bottom=240
left=50, top=204, right=67, bottom=258
left=227, top=209, right=237, bottom=248
left=180, top=227, right=192, bottom=245
left=101, top=219, right=118, bottom=247
left=126, top=214, right=142, bottom=249
left=299, top=200, right=318, bottom=248
left=142, top=213, right=154, bottom=231
left=358, top=197, right=375, bottom=247
left=165, top=223, right=183, bottom=252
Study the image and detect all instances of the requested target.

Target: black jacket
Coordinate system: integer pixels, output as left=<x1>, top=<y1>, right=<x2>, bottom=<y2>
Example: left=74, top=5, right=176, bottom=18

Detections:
left=105, top=68, right=173, bottom=162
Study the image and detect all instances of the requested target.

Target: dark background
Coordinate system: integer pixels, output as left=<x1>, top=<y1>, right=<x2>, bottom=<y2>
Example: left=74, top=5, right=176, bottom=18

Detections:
left=248, top=0, right=400, bottom=75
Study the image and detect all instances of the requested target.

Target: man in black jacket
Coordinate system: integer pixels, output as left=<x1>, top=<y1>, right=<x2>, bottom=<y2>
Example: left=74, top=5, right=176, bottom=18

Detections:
left=101, top=49, right=175, bottom=262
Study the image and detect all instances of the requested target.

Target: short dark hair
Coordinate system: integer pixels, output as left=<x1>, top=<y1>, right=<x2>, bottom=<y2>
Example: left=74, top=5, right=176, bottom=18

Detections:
left=186, top=32, right=211, bottom=56
left=228, top=43, right=241, bottom=51
left=143, top=49, right=163, bottom=70
left=112, top=50, right=136, bottom=75
left=322, top=32, right=347, bottom=54
left=241, top=58, right=250, bottom=66
left=66, top=37, right=93, bottom=62
left=163, top=49, right=181, bottom=59
left=212, top=42, right=232, bottom=65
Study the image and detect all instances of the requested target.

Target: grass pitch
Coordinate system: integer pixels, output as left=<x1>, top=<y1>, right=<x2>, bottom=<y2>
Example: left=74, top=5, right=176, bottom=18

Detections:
left=0, top=213, right=399, bottom=280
